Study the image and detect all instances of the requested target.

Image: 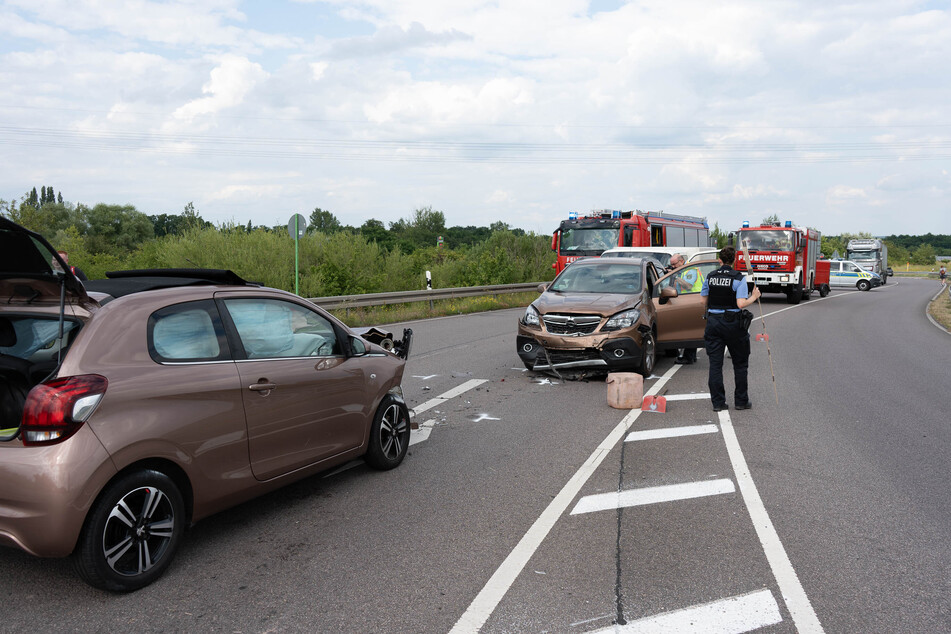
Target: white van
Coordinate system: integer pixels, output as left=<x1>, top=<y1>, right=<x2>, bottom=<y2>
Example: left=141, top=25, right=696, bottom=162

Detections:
left=828, top=259, right=883, bottom=291
left=601, top=246, right=714, bottom=269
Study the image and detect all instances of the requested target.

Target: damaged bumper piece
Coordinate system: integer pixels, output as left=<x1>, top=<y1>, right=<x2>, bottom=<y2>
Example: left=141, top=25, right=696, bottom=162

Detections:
left=356, top=327, right=414, bottom=360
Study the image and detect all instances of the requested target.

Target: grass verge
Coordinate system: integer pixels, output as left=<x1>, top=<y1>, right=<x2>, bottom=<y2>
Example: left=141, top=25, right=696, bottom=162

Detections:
left=328, top=291, right=538, bottom=328
left=928, top=285, right=951, bottom=332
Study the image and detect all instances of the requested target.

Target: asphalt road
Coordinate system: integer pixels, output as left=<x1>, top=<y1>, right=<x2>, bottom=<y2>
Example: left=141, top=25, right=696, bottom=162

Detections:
left=0, top=278, right=948, bottom=633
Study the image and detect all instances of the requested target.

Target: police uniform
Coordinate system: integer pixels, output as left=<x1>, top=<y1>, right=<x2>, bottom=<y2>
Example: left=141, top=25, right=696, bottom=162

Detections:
left=701, top=265, right=751, bottom=410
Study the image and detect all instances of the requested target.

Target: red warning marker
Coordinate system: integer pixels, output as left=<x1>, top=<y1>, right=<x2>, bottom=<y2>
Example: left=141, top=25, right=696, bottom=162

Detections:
left=641, top=395, right=667, bottom=413
left=755, top=333, right=769, bottom=342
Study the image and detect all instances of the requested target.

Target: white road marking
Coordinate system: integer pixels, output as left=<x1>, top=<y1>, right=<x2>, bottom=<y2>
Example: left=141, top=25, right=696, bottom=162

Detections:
left=472, top=413, right=501, bottom=422
left=412, top=374, right=439, bottom=380
left=591, top=588, right=782, bottom=634
left=448, top=365, right=680, bottom=634
left=570, top=479, right=735, bottom=515
left=412, top=379, right=488, bottom=416
left=409, top=419, right=437, bottom=446
left=625, top=424, right=718, bottom=442
left=663, top=392, right=711, bottom=401
left=719, top=410, right=824, bottom=633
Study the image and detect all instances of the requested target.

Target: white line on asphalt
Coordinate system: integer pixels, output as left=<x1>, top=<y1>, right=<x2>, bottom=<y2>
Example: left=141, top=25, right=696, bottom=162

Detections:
left=412, top=378, right=488, bottom=416
left=625, top=424, right=718, bottom=443
left=409, top=419, right=437, bottom=446
left=570, top=479, right=735, bottom=515
left=718, top=410, right=825, bottom=633
left=663, top=392, right=711, bottom=401
left=590, top=588, right=782, bottom=634
left=448, top=366, right=680, bottom=634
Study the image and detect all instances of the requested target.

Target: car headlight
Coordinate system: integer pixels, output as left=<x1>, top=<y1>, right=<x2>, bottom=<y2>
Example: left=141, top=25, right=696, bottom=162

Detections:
left=522, top=305, right=540, bottom=327
left=603, top=308, right=640, bottom=331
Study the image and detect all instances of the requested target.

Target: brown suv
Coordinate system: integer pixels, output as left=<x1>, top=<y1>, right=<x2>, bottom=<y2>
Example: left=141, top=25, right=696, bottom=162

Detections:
left=516, top=257, right=720, bottom=377
left=0, top=219, right=412, bottom=592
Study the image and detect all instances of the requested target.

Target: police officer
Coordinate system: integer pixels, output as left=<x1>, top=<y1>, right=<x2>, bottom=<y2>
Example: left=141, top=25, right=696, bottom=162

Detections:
left=700, top=246, right=760, bottom=411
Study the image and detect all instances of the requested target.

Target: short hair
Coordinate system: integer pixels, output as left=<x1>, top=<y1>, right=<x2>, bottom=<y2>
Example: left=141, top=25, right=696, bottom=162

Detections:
left=719, top=246, right=736, bottom=265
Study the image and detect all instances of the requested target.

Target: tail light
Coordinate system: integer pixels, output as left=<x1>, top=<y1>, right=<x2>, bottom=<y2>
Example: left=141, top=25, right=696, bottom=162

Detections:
left=20, top=375, right=108, bottom=446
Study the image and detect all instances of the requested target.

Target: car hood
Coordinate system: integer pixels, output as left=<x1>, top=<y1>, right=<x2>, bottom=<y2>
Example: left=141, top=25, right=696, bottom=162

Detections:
left=534, top=291, right=642, bottom=317
left=0, top=218, right=90, bottom=304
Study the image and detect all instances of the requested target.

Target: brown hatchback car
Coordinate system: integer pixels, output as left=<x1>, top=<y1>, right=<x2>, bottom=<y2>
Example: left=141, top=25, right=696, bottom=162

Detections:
left=0, top=219, right=412, bottom=592
left=516, top=257, right=720, bottom=377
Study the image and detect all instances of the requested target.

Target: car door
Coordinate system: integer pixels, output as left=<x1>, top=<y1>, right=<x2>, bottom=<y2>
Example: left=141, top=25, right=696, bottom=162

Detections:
left=828, top=261, right=842, bottom=286
left=653, top=261, right=720, bottom=346
left=219, top=295, right=370, bottom=481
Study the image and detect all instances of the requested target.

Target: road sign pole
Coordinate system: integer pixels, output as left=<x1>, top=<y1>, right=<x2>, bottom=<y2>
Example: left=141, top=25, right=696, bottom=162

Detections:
left=295, top=215, right=300, bottom=295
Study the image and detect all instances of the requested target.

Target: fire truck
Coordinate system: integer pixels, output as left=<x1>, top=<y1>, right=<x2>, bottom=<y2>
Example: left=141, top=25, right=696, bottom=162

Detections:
left=551, top=209, right=710, bottom=273
left=734, top=220, right=821, bottom=304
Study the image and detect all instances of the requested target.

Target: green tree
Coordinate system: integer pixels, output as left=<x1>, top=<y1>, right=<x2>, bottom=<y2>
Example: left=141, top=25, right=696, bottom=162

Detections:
left=308, top=207, right=342, bottom=234
left=911, top=243, right=937, bottom=265
left=761, top=213, right=780, bottom=225
left=359, top=219, right=393, bottom=249
left=82, top=203, right=155, bottom=254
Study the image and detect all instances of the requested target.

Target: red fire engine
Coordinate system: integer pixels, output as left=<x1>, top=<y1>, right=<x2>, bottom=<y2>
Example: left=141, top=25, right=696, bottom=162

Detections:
left=734, top=220, right=823, bottom=304
left=551, top=209, right=710, bottom=273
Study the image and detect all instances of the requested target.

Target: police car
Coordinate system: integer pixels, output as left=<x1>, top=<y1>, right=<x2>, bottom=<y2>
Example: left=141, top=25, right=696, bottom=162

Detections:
left=828, top=259, right=883, bottom=291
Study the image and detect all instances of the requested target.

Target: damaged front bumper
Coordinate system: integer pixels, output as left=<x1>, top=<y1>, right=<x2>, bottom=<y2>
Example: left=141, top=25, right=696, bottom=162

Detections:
left=516, top=334, right=646, bottom=373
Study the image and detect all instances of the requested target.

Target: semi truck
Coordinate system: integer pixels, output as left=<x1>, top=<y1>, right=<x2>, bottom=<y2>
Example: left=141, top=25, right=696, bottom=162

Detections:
left=846, top=239, right=889, bottom=284
left=551, top=209, right=710, bottom=273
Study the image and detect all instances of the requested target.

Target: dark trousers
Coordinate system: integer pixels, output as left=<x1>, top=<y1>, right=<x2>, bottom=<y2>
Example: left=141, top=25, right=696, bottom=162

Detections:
left=704, top=313, right=751, bottom=407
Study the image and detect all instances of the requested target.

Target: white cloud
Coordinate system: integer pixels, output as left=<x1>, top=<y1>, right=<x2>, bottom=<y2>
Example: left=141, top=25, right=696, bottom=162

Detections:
left=171, top=55, right=268, bottom=123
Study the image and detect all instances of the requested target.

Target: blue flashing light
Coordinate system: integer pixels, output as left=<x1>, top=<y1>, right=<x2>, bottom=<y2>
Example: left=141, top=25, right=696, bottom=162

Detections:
left=569, top=210, right=578, bottom=219
left=612, top=210, right=620, bottom=218
left=742, top=221, right=750, bottom=228
left=785, top=220, right=792, bottom=227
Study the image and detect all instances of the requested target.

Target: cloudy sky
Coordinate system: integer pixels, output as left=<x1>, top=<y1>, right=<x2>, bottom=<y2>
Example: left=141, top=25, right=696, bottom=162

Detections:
left=2, top=0, right=949, bottom=238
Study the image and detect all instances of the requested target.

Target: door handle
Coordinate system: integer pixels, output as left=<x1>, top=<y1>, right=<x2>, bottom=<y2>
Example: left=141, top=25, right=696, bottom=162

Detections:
left=248, top=383, right=277, bottom=391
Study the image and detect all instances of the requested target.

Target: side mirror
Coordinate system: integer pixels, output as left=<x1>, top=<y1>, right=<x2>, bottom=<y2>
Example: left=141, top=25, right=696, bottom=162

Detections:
left=538, top=283, right=548, bottom=293
left=659, top=286, right=677, bottom=304
left=349, top=336, right=367, bottom=356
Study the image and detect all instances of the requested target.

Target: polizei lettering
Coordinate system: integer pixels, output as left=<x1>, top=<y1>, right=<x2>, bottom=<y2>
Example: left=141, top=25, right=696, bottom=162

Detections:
left=708, top=277, right=734, bottom=287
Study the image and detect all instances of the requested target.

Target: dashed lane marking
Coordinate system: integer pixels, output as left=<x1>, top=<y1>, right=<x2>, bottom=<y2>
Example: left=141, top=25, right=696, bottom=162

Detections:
left=663, top=392, right=711, bottom=401
left=590, top=588, right=782, bottom=634
left=625, top=424, right=718, bottom=442
left=448, top=365, right=679, bottom=634
left=719, top=410, right=824, bottom=633
left=409, top=419, right=437, bottom=446
left=570, top=479, right=735, bottom=515
left=412, top=378, right=488, bottom=416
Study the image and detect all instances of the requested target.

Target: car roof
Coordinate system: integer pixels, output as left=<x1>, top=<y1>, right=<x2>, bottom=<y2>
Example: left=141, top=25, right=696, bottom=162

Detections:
left=84, top=269, right=256, bottom=300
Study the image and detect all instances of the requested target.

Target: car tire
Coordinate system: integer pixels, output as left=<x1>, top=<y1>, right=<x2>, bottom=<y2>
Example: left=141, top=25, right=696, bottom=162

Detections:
left=365, top=395, right=411, bottom=471
left=857, top=279, right=871, bottom=292
left=638, top=329, right=656, bottom=377
left=74, top=469, right=185, bottom=593
left=819, top=284, right=830, bottom=297
left=786, top=283, right=802, bottom=304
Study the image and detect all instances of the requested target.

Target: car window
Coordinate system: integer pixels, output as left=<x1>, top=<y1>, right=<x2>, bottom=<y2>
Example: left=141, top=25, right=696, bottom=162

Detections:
left=0, top=316, right=79, bottom=361
left=657, top=262, right=718, bottom=296
left=148, top=300, right=229, bottom=362
left=549, top=262, right=641, bottom=294
left=224, top=298, right=341, bottom=359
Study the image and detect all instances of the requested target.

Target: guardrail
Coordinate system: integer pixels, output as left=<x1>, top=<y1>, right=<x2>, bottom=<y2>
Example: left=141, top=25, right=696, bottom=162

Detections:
left=309, top=282, right=544, bottom=310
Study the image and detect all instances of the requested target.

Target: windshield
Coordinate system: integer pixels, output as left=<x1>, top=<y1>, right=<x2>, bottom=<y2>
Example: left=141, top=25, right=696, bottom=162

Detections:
left=560, top=227, right=619, bottom=255
left=846, top=249, right=879, bottom=260
left=602, top=251, right=672, bottom=266
left=549, top=262, right=641, bottom=294
left=739, top=230, right=794, bottom=251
